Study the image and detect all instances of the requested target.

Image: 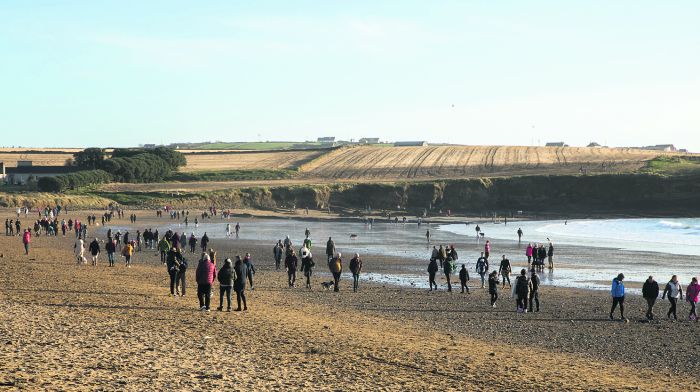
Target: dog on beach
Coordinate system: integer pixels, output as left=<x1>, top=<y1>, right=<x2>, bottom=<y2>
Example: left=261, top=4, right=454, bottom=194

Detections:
left=320, top=281, right=335, bottom=290
left=350, top=234, right=358, bottom=239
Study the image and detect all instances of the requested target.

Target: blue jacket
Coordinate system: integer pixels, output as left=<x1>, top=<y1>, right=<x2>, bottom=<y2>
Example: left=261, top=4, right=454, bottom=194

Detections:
left=611, top=278, right=625, bottom=298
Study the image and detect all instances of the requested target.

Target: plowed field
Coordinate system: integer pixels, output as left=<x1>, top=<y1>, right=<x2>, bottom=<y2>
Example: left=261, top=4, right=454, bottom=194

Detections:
left=181, top=150, right=327, bottom=172
left=301, top=145, right=666, bottom=179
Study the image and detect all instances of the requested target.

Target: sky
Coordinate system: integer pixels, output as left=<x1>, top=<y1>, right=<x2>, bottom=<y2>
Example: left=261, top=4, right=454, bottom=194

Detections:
left=1, top=1, right=699, bottom=150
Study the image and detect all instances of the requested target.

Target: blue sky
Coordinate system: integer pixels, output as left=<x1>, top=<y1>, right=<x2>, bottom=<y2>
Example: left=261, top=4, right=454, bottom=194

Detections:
left=1, top=1, right=698, bottom=150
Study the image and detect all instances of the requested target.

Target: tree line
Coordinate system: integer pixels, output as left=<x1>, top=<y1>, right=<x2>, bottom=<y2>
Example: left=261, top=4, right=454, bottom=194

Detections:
left=38, top=147, right=186, bottom=192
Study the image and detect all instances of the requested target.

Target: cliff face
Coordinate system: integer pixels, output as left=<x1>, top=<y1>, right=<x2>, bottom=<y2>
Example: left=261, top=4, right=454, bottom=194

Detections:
left=325, top=174, right=700, bottom=215
left=4, top=174, right=699, bottom=216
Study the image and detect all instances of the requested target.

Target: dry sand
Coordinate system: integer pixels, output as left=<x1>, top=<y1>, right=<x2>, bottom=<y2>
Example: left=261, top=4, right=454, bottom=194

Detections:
left=0, top=213, right=697, bottom=391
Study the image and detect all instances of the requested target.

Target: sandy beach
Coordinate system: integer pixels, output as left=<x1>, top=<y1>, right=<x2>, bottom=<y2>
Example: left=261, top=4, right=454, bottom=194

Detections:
left=1, top=211, right=698, bottom=391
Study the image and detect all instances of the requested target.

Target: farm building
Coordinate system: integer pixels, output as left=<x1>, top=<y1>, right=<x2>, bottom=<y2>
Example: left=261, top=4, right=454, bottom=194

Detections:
left=359, top=138, right=380, bottom=144
left=587, top=142, right=602, bottom=148
left=641, top=144, right=677, bottom=152
left=0, top=162, right=5, bottom=181
left=4, top=161, right=79, bottom=185
left=317, top=137, right=335, bottom=143
left=545, top=142, right=569, bottom=147
left=394, top=141, right=428, bottom=147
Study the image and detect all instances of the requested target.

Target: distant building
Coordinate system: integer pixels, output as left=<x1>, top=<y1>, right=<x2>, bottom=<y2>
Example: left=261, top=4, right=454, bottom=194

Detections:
left=0, top=162, right=5, bottom=181
left=4, top=163, right=79, bottom=185
left=679, top=149, right=688, bottom=153
left=142, top=144, right=157, bottom=149
left=641, top=144, right=677, bottom=152
left=587, top=142, right=602, bottom=148
left=394, top=141, right=428, bottom=147
left=545, top=142, right=569, bottom=147
left=317, top=137, right=336, bottom=143
left=359, top=138, right=380, bottom=144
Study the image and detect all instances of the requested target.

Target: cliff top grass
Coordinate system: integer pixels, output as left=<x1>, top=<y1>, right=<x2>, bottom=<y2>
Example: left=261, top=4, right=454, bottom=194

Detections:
left=641, top=155, right=700, bottom=175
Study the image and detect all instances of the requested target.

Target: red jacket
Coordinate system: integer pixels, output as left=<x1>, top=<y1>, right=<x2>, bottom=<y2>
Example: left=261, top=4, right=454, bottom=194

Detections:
left=22, top=231, right=31, bottom=244
left=196, top=259, right=217, bottom=285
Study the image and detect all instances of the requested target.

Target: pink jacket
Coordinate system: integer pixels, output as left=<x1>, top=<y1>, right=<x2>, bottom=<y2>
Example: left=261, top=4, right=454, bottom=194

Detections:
left=686, top=282, right=700, bottom=304
left=22, top=231, right=31, bottom=244
left=485, top=243, right=491, bottom=253
left=526, top=245, right=533, bottom=257
left=196, top=259, right=217, bottom=285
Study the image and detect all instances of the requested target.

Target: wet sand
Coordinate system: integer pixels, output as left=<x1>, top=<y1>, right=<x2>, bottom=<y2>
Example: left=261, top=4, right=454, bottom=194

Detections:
left=0, top=211, right=698, bottom=390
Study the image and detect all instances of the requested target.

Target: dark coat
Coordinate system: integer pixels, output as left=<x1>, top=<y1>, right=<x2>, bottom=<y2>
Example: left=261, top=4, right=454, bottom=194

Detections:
left=234, top=262, right=248, bottom=291
left=642, top=279, right=659, bottom=299
left=285, top=254, right=298, bottom=272
left=218, top=262, right=234, bottom=286
left=89, top=240, right=100, bottom=255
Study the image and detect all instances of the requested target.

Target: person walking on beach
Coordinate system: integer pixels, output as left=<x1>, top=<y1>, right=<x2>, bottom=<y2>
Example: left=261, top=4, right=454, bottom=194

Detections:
left=234, top=256, right=248, bottom=311
left=326, top=237, right=335, bottom=263
left=273, top=240, right=284, bottom=270
left=662, top=275, right=683, bottom=321
left=74, top=237, right=86, bottom=265
left=427, top=257, right=439, bottom=291
left=188, top=233, right=197, bottom=253
left=284, top=235, right=293, bottom=253
left=459, top=264, right=469, bottom=293
left=528, top=270, right=540, bottom=312
left=476, top=252, right=488, bottom=288
left=517, top=228, right=523, bottom=243
left=547, top=242, right=555, bottom=270
left=177, top=253, right=188, bottom=296
left=300, top=246, right=314, bottom=289
left=329, top=252, right=342, bottom=292
left=285, top=249, right=298, bottom=288
left=443, top=253, right=454, bottom=292
left=484, top=240, right=491, bottom=260
left=196, top=253, right=216, bottom=311
left=234, top=222, right=240, bottom=238
left=22, top=228, right=31, bottom=255
left=225, top=223, right=231, bottom=238
left=609, top=273, right=627, bottom=322
left=200, top=233, right=209, bottom=252
left=158, top=236, right=171, bottom=264
left=685, top=277, right=699, bottom=321
left=488, top=271, right=498, bottom=307
left=304, top=227, right=310, bottom=239
left=166, top=248, right=183, bottom=296
left=217, top=258, right=234, bottom=312
left=106, top=239, right=116, bottom=267
left=498, top=255, right=512, bottom=288
left=425, top=229, right=430, bottom=245
left=475, top=225, right=481, bottom=238
left=244, top=253, right=256, bottom=290
left=642, top=276, right=660, bottom=320
left=537, top=244, right=547, bottom=271
left=514, top=269, right=529, bottom=313
left=122, top=241, right=134, bottom=267
left=88, top=238, right=100, bottom=266
left=349, top=253, right=363, bottom=293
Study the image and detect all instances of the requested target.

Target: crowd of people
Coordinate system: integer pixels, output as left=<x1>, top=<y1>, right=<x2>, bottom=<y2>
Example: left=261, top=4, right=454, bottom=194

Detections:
left=10, top=206, right=700, bottom=322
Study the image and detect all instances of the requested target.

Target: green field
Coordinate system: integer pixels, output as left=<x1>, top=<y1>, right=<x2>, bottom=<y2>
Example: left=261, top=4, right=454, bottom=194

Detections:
left=641, top=156, right=700, bottom=175
left=183, top=141, right=323, bottom=150
left=167, top=169, right=296, bottom=182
